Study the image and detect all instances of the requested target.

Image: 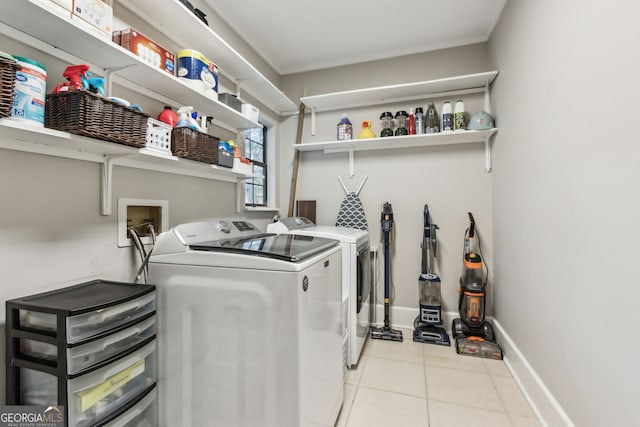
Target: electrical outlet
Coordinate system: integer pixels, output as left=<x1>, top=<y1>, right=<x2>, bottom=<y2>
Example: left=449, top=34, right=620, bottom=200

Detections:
left=118, top=198, right=168, bottom=247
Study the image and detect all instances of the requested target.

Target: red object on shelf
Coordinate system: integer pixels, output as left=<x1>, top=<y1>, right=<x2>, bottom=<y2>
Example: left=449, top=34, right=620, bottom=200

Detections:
left=157, top=106, right=178, bottom=127
left=408, top=110, right=416, bottom=135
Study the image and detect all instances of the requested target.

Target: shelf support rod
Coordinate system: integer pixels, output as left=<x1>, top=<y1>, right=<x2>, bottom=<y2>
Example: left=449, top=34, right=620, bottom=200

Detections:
left=348, top=146, right=355, bottom=177
left=236, top=79, right=242, bottom=99
left=311, top=107, right=317, bottom=136
left=484, top=81, right=491, bottom=114
left=484, top=135, right=492, bottom=173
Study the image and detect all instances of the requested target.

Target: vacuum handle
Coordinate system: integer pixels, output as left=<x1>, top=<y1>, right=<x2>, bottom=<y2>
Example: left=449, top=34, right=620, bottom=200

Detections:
left=468, top=212, right=476, bottom=238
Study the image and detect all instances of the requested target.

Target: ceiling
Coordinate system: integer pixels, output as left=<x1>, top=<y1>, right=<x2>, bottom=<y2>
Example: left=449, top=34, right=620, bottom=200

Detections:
left=204, top=0, right=507, bottom=75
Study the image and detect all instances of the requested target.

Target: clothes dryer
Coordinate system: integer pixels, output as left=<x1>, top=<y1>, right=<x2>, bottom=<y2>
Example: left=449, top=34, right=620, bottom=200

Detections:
left=267, top=217, right=371, bottom=368
left=149, top=218, right=343, bottom=427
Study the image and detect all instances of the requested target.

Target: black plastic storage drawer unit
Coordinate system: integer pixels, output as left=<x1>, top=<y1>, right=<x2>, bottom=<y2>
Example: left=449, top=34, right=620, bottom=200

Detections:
left=5, top=280, right=157, bottom=427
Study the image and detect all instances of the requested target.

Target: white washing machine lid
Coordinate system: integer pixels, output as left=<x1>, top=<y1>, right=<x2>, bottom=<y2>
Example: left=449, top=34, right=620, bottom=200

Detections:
left=189, top=233, right=338, bottom=262
left=152, top=218, right=339, bottom=263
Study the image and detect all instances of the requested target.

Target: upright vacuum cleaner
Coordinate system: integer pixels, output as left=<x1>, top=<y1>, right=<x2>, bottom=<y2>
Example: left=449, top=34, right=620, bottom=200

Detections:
left=452, top=213, right=503, bottom=360
left=371, top=202, right=403, bottom=342
left=413, top=205, right=450, bottom=346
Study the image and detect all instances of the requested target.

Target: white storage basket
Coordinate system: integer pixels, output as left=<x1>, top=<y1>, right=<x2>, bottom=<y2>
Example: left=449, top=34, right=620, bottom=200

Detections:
left=145, top=118, right=172, bottom=155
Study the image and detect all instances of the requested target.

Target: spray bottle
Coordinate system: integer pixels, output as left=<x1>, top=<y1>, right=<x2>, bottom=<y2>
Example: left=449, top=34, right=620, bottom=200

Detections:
left=84, top=74, right=106, bottom=95
left=62, top=64, right=90, bottom=91
left=176, top=106, right=202, bottom=131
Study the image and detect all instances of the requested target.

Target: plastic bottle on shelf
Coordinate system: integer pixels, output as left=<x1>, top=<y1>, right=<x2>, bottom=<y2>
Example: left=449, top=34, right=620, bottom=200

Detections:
left=379, top=112, right=395, bottom=137
left=394, top=111, right=408, bottom=135
left=408, top=108, right=416, bottom=135
left=415, top=107, right=425, bottom=134
left=157, top=106, right=178, bottom=127
left=454, top=100, right=465, bottom=131
left=358, top=120, right=376, bottom=139
left=337, top=114, right=353, bottom=141
left=425, top=102, right=439, bottom=133
left=176, top=106, right=202, bottom=131
left=441, top=101, right=453, bottom=132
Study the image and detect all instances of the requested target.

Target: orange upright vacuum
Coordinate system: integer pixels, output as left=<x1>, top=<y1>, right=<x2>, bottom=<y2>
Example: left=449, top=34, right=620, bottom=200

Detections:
left=452, top=212, right=503, bottom=359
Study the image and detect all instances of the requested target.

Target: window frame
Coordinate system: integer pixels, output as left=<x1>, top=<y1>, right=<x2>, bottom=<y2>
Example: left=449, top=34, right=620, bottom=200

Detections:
left=244, top=125, right=268, bottom=208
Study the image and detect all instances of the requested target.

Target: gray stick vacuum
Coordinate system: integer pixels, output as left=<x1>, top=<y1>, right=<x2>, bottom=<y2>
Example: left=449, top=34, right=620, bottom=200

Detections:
left=371, top=202, right=403, bottom=342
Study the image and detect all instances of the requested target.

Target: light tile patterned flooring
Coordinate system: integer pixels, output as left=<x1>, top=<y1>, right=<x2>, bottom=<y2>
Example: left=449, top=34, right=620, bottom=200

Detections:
left=335, top=328, right=543, bottom=427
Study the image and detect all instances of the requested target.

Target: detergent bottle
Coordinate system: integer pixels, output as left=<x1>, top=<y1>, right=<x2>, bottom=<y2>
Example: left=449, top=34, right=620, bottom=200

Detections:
left=157, top=106, right=178, bottom=127
left=357, top=120, right=376, bottom=139
left=176, top=106, right=192, bottom=128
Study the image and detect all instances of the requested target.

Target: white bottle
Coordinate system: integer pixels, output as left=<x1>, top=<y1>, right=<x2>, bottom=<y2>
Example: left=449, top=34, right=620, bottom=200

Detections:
left=415, top=107, right=425, bottom=134
left=454, top=100, right=465, bottom=131
left=442, top=101, right=453, bottom=132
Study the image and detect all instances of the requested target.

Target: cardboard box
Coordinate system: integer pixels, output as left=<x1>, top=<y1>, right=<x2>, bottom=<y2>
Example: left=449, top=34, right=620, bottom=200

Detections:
left=112, top=29, right=121, bottom=46
left=72, top=0, right=113, bottom=35
left=120, top=28, right=176, bottom=76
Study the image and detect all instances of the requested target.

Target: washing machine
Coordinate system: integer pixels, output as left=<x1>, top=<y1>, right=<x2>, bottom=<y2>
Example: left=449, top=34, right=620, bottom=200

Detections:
left=148, top=218, right=343, bottom=427
left=267, top=217, right=371, bottom=369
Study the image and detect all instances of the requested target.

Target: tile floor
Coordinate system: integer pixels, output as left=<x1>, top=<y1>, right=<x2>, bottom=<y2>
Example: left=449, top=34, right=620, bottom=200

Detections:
left=335, top=328, right=543, bottom=427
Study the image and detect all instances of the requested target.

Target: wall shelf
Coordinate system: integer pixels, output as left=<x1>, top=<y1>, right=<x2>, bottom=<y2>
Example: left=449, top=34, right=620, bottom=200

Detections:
left=0, top=0, right=263, bottom=129
left=0, top=119, right=253, bottom=215
left=294, top=129, right=497, bottom=153
left=296, top=71, right=499, bottom=175
left=294, top=129, right=497, bottom=175
left=0, top=0, right=285, bottom=216
left=117, top=0, right=298, bottom=115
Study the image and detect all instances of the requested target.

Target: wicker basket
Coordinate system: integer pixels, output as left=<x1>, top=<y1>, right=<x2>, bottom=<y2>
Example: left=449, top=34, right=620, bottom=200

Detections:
left=171, top=127, right=219, bottom=164
left=45, top=91, right=150, bottom=148
left=0, top=56, right=20, bottom=119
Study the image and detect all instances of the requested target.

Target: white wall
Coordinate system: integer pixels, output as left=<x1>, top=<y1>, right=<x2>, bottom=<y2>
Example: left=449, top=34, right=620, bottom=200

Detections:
left=278, top=45, right=495, bottom=318
left=489, top=0, right=640, bottom=425
left=0, top=149, right=246, bottom=401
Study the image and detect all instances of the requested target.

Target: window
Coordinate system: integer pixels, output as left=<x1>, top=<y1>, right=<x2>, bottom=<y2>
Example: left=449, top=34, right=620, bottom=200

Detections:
left=244, top=126, right=267, bottom=207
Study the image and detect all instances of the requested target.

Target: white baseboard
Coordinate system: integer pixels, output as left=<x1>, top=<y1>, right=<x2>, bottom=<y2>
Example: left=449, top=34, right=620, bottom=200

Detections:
left=491, top=319, right=574, bottom=427
left=372, top=304, right=573, bottom=427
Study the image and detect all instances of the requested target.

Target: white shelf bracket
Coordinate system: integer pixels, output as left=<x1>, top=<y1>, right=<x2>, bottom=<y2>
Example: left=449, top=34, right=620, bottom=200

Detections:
left=101, top=154, right=128, bottom=216
left=484, top=134, right=493, bottom=173
left=311, top=107, right=317, bottom=136
left=104, top=65, right=136, bottom=98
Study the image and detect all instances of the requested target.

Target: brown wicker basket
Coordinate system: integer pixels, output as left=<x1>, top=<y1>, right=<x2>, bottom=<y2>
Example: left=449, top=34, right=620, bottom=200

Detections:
left=0, top=56, right=20, bottom=118
left=171, top=127, right=219, bottom=164
left=45, top=91, right=150, bottom=148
